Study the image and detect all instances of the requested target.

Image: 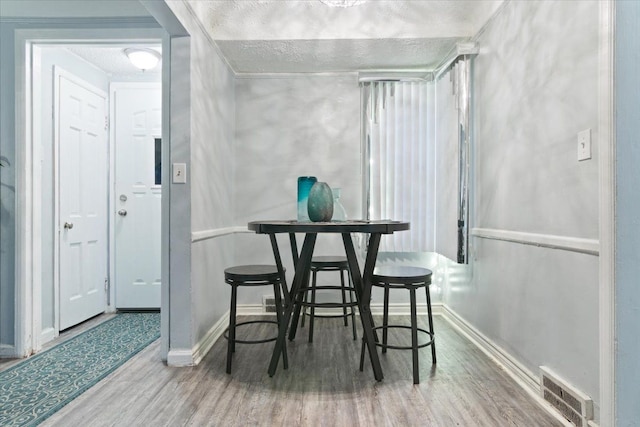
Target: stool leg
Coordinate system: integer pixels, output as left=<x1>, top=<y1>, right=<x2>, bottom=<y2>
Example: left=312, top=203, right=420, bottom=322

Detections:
left=382, top=285, right=389, bottom=354
left=309, top=269, right=317, bottom=342
left=340, top=269, right=348, bottom=326
left=274, top=282, right=288, bottom=370
left=410, top=288, right=419, bottom=384
left=301, top=280, right=308, bottom=328
left=348, top=271, right=357, bottom=340
left=359, top=338, right=366, bottom=372
left=226, top=284, right=238, bottom=374
left=426, top=285, right=436, bottom=364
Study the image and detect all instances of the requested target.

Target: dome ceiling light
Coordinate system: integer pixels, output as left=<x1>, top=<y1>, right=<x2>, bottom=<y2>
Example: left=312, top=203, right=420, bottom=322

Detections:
left=124, top=48, right=161, bottom=71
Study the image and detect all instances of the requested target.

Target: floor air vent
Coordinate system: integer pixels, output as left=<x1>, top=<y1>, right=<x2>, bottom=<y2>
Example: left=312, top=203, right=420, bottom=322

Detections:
left=540, top=366, right=593, bottom=427
left=262, top=295, right=276, bottom=313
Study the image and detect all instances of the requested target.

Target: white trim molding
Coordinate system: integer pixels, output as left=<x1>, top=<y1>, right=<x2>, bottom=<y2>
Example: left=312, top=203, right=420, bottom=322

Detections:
left=167, top=312, right=229, bottom=367
left=191, top=313, right=229, bottom=366
left=165, top=349, right=194, bottom=367
left=242, top=303, right=445, bottom=317
left=598, top=0, right=615, bottom=425
left=167, top=311, right=229, bottom=368
left=0, top=345, right=16, bottom=358
left=472, top=228, right=600, bottom=256
left=191, top=226, right=251, bottom=243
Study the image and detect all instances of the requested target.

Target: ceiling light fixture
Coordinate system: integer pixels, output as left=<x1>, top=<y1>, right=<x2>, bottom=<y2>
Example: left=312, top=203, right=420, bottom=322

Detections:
left=319, top=0, right=366, bottom=7
left=124, top=48, right=161, bottom=71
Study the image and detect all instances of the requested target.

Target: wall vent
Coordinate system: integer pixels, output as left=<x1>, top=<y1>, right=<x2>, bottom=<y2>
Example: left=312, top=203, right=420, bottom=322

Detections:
left=262, top=295, right=276, bottom=313
left=540, top=366, right=593, bottom=427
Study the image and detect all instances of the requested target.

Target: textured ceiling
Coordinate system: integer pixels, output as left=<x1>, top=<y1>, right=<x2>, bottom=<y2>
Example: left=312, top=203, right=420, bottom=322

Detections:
left=1, top=0, right=505, bottom=75
left=218, top=38, right=460, bottom=74
left=184, top=0, right=504, bottom=73
left=186, top=0, right=502, bottom=41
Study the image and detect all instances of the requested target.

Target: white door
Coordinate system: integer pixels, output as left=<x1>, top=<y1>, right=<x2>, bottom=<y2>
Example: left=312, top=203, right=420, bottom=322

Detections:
left=113, top=83, right=162, bottom=309
left=57, top=69, right=108, bottom=330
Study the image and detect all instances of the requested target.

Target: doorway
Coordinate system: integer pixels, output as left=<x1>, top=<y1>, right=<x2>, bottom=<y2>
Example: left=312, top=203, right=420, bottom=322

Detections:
left=36, top=42, right=162, bottom=342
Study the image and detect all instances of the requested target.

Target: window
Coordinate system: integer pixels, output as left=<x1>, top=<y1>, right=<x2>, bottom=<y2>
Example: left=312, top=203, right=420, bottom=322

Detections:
left=362, top=58, right=472, bottom=262
left=154, top=138, right=162, bottom=185
left=362, top=81, right=436, bottom=252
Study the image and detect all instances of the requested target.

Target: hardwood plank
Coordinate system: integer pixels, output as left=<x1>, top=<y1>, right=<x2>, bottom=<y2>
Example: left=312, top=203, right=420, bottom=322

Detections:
left=39, top=315, right=565, bottom=426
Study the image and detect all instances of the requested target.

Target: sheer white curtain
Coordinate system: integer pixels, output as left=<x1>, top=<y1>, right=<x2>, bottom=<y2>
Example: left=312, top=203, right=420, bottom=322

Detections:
left=362, top=81, right=435, bottom=252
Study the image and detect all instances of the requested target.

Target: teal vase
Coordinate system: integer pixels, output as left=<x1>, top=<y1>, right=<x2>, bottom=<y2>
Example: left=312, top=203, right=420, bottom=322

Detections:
left=297, top=176, right=317, bottom=222
left=307, top=182, right=334, bottom=222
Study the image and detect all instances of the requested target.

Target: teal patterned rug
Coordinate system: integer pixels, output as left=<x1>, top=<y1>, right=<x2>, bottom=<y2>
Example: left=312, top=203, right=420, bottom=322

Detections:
left=0, top=312, right=160, bottom=426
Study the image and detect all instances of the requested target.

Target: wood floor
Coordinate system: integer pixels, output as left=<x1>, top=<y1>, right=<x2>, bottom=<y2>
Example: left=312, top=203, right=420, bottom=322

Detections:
left=38, top=315, right=564, bottom=426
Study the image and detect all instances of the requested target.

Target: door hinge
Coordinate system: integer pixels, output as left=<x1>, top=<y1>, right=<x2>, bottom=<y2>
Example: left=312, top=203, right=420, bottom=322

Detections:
left=104, top=115, right=109, bottom=131
left=104, top=278, right=109, bottom=293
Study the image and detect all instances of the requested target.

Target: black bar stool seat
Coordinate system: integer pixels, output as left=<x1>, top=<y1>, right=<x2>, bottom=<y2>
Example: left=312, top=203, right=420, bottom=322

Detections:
left=224, top=265, right=287, bottom=374
left=360, top=266, right=436, bottom=384
left=298, top=255, right=358, bottom=342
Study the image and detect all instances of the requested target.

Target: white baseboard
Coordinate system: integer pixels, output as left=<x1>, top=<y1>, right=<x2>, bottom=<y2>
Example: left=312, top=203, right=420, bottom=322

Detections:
left=440, top=305, right=573, bottom=427
left=237, top=304, right=265, bottom=316
left=191, top=313, right=229, bottom=366
left=370, top=302, right=443, bottom=316
left=0, top=344, right=16, bottom=358
left=167, top=312, right=230, bottom=367
left=168, top=302, right=445, bottom=366
left=40, top=327, right=56, bottom=346
left=237, top=302, right=445, bottom=317
left=166, top=349, right=194, bottom=367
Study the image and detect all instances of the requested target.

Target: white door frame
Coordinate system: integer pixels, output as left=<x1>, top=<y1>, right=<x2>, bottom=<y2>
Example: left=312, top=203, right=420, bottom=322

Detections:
left=14, top=26, right=168, bottom=356
left=598, top=1, right=615, bottom=425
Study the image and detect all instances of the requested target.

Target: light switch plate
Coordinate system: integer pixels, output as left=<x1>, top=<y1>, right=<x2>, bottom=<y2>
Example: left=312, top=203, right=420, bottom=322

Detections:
left=577, top=129, right=591, bottom=161
left=173, top=163, right=187, bottom=184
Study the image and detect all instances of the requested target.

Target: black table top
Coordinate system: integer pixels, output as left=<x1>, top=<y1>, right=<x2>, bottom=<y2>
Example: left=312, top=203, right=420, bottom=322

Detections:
left=248, top=219, right=409, bottom=234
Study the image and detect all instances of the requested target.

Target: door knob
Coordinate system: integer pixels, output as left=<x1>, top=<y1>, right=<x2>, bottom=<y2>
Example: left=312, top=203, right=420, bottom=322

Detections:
left=63, top=222, right=73, bottom=229
left=118, top=209, right=127, bottom=216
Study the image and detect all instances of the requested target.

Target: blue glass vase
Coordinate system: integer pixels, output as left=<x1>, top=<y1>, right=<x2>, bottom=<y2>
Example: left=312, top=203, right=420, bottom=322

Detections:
left=297, top=176, right=317, bottom=222
left=307, top=182, right=334, bottom=222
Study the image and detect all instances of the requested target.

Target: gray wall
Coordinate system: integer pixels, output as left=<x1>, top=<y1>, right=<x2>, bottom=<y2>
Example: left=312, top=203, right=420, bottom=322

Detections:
left=445, top=0, right=600, bottom=415
left=233, top=75, right=362, bottom=302
left=233, top=76, right=454, bottom=306
left=615, top=1, right=640, bottom=424
left=0, top=22, right=16, bottom=350
left=165, top=1, right=237, bottom=350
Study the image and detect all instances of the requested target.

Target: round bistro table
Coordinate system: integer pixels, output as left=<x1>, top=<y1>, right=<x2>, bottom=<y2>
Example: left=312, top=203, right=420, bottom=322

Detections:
left=247, top=219, right=410, bottom=381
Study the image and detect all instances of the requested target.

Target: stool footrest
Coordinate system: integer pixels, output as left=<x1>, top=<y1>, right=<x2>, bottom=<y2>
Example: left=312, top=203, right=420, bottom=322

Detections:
left=303, top=312, right=356, bottom=319
left=298, top=285, right=357, bottom=293
left=224, top=319, right=279, bottom=344
left=372, top=324, right=434, bottom=350
left=298, top=300, right=359, bottom=309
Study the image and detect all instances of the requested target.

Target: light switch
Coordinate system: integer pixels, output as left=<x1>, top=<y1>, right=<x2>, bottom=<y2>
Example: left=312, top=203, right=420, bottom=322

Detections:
left=577, top=129, right=591, bottom=161
left=173, top=163, right=187, bottom=184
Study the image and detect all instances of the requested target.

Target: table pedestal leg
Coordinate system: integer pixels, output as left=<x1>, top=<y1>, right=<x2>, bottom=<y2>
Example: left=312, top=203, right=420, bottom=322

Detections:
left=342, top=233, right=384, bottom=381
left=268, top=233, right=317, bottom=377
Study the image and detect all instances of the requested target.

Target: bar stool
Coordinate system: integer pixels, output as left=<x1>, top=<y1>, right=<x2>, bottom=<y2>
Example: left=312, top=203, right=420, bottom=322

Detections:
left=359, top=266, right=436, bottom=384
left=224, top=265, right=287, bottom=374
left=299, top=256, right=358, bottom=342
